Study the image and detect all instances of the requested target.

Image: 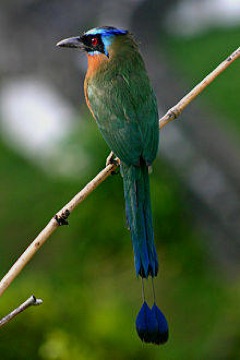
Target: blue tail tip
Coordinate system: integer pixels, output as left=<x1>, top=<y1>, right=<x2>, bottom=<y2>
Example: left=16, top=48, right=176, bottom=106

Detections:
left=135, top=301, right=169, bottom=345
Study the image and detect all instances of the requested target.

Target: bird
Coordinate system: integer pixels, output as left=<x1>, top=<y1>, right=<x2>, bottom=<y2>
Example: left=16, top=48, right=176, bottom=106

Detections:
left=57, top=26, right=168, bottom=344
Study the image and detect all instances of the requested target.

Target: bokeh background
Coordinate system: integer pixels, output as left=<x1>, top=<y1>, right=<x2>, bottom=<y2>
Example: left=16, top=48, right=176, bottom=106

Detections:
left=0, top=0, right=240, bottom=359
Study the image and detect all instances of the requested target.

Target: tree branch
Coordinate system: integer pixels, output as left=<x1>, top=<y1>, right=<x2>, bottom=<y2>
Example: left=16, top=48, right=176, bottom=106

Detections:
left=0, top=46, right=239, bottom=299
left=0, top=295, right=42, bottom=328
left=159, top=46, right=240, bottom=128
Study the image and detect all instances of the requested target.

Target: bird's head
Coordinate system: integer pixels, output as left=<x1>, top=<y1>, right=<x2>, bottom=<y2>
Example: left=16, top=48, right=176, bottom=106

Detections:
left=57, top=26, right=128, bottom=58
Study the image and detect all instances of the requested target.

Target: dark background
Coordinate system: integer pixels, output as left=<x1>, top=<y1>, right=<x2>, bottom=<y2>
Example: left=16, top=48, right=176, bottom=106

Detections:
left=0, top=1, right=240, bottom=359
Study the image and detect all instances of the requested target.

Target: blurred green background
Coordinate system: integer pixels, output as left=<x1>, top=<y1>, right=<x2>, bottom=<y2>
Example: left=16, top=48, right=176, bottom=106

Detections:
left=0, top=1, right=240, bottom=359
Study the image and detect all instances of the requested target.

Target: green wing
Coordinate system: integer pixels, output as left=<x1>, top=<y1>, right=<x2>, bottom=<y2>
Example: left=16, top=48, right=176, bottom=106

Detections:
left=87, top=68, right=159, bottom=166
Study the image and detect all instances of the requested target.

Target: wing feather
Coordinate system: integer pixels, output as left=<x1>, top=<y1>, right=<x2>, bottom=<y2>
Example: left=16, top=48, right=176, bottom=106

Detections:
left=87, top=69, right=159, bottom=166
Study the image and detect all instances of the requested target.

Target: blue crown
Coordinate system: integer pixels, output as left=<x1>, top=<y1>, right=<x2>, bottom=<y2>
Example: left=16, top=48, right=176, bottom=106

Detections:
left=85, top=26, right=128, bottom=37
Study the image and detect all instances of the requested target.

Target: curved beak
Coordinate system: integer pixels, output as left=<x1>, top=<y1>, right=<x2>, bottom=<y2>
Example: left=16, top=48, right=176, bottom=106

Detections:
left=56, top=36, right=83, bottom=49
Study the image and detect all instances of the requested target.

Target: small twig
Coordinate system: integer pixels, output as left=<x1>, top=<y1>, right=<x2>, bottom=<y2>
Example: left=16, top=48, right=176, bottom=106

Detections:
left=0, top=46, right=239, bottom=299
left=0, top=295, right=42, bottom=328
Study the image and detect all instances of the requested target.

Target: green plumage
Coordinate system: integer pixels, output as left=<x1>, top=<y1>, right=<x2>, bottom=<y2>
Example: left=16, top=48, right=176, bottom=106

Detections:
left=86, top=34, right=159, bottom=277
left=57, top=26, right=169, bottom=344
left=121, top=162, right=158, bottom=277
left=86, top=35, right=159, bottom=166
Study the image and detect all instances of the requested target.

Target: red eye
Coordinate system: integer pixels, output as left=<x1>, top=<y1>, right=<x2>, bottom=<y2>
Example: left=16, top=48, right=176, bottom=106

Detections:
left=91, top=37, right=99, bottom=47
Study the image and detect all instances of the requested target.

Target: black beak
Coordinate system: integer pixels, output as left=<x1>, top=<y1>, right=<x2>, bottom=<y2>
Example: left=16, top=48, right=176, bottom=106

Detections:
left=56, top=36, right=83, bottom=49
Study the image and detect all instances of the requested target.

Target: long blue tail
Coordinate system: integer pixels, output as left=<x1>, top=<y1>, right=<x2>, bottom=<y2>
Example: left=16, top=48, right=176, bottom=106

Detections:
left=121, top=162, right=158, bottom=278
left=121, top=162, right=168, bottom=345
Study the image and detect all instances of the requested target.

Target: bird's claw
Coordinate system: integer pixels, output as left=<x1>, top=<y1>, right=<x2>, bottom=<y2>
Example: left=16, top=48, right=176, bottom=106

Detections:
left=106, top=151, right=120, bottom=175
left=106, top=151, right=115, bottom=166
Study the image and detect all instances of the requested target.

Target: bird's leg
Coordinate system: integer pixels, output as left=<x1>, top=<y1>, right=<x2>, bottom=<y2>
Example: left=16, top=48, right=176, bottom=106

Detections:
left=106, top=151, right=120, bottom=175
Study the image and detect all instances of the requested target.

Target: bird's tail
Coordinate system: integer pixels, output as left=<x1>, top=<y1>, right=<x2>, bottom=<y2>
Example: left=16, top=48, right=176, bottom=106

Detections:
left=121, top=162, right=168, bottom=345
left=121, top=161, right=158, bottom=278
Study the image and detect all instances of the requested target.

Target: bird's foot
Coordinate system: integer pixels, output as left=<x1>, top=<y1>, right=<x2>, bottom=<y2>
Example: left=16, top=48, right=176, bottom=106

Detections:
left=106, top=151, right=120, bottom=175
left=106, top=151, right=116, bottom=166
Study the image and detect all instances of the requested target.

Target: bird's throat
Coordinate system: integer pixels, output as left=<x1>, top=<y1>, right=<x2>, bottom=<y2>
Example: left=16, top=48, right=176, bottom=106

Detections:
left=86, top=53, right=109, bottom=79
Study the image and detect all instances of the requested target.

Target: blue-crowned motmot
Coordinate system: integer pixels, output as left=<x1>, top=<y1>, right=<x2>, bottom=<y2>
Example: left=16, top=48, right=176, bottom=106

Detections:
left=57, top=26, right=168, bottom=344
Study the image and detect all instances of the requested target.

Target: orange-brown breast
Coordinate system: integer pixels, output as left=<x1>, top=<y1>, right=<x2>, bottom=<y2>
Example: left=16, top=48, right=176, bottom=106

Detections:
left=84, top=53, right=108, bottom=119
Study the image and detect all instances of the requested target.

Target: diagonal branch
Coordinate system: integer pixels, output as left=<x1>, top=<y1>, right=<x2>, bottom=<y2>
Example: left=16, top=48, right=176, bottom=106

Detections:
left=159, top=46, right=240, bottom=128
left=0, top=295, right=42, bottom=328
left=0, top=46, right=239, bottom=298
